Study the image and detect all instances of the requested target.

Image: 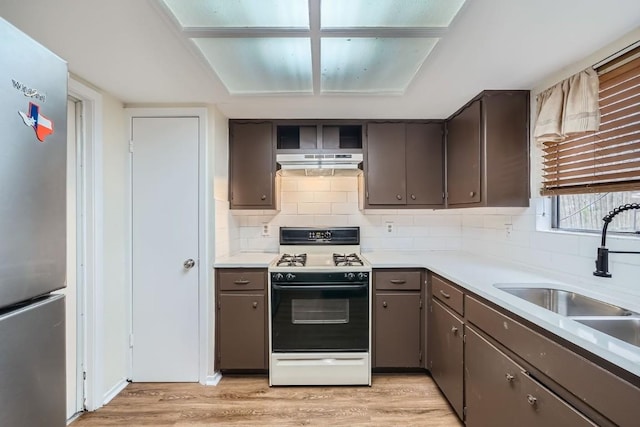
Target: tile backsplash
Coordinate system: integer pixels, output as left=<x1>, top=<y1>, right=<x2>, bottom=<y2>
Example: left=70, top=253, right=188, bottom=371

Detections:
left=232, top=175, right=462, bottom=252
left=226, top=176, right=640, bottom=298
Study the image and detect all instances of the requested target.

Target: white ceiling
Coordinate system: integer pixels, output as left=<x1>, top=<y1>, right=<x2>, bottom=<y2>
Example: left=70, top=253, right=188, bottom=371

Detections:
left=1, top=0, right=640, bottom=119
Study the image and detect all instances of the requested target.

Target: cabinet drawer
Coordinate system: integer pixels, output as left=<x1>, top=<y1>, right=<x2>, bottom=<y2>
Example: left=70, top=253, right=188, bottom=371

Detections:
left=374, top=270, right=421, bottom=291
left=466, top=295, right=640, bottom=427
left=431, top=275, right=464, bottom=315
left=217, top=269, right=265, bottom=291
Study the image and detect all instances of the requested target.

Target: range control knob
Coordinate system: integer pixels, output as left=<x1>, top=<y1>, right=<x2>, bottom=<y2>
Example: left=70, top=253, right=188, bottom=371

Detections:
left=358, top=272, right=368, bottom=280
left=346, top=272, right=356, bottom=280
left=273, top=273, right=284, bottom=281
left=286, top=273, right=295, bottom=281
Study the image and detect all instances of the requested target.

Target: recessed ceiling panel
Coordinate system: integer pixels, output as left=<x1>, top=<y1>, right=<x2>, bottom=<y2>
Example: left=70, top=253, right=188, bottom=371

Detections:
left=161, top=0, right=309, bottom=28
left=321, top=0, right=466, bottom=28
left=321, top=38, right=438, bottom=93
left=193, top=38, right=313, bottom=94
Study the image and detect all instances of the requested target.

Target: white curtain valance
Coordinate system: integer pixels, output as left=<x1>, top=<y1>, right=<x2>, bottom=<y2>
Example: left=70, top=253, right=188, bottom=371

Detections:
left=534, top=67, right=600, bottom=145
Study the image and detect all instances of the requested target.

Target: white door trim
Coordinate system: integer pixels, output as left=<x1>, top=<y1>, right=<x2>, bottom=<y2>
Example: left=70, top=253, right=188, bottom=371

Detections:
left=68, top=78, right=105, bottom=411
left=124, top=107, right=210, bottom=384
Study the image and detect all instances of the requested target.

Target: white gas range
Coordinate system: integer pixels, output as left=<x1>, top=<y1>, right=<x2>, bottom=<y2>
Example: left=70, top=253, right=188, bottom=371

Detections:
left=268, top=227, right=372, bottom=386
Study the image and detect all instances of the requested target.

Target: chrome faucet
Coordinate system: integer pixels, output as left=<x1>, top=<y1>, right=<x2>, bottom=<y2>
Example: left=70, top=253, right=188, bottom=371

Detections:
left=594, top=203, right=640, bottom=277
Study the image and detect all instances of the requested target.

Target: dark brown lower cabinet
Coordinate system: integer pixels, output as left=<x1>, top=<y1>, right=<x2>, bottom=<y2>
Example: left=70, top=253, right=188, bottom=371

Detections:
left=217, top=293, right=266, bottom=370
left=465, top=327, right=596, bottom=427
left=374, top=293, right=421, bottom=368
left=429, top=299, right=464, bottom=419
left=215, top=268, right=267, bottom=371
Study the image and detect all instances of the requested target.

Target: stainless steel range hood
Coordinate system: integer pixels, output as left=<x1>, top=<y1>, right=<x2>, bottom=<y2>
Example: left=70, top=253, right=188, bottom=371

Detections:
left=277, top=153, right=363, bottom=176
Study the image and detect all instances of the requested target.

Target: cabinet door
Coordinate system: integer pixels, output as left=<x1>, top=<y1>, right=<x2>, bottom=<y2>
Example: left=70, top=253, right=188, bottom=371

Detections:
left=466, top=327, right=596, bottom=427
left=366, top=123, right=406, bottom=205
left=429, top=299, right=464, bottom=419
left=230, top=122, right=274, bottom=208
left=484, top=92, right=530, bottom=206
left=374, top=293, right=421, bottom=368
left=406, top=123, right=444, bottom=206
left=446, top=100, right=481, bottom=206
left=218, top=294, right=265, bottom=369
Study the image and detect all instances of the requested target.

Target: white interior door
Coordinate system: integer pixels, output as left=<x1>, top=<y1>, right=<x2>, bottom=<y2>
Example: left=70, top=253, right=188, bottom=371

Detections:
left=131, top=116, right=200, bottom=382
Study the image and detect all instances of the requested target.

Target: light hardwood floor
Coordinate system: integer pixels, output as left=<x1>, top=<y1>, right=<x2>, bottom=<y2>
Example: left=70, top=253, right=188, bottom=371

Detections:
left=72, top=374, right=463, bottom=426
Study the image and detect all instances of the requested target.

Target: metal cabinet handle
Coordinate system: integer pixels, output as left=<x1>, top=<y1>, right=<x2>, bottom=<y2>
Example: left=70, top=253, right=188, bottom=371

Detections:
left=439, top=289, right=451, bottom=299
left=505, top=373, right=515, bottom=382
left=383, top=301, right=388, bottom=308
left=526, top=394, right=537, bottom=406
left=410, top=194, right=416, bottom=200
left=261, top=194, right=267, bottom=200
left=451, top=326, right=458, bottom=335
left=234, top=279, right=250, bottom=285
left=469, top=191, right=475, bottom=197
left=396, top=194, right=402, bottom=200
left=183, top=259, right=196, bottom=269
left=390, top=279, right=406, bottom=285
left=252, top=301, right=258, bottom=309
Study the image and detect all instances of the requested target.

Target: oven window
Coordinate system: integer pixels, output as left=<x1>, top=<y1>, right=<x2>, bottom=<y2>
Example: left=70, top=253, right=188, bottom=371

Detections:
left=292, top=299, right=349, bottom=324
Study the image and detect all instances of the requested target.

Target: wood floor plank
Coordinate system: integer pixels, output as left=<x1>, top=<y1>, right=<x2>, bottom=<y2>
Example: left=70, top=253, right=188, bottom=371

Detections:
left=71, top=374, right=462, bottom=426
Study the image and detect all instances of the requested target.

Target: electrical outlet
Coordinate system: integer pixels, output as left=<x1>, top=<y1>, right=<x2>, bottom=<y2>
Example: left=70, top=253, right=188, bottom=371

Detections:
left=386, top=221, right=394, bottom=233
left=261, top=223, right=270, bottom=237
left=505, top=223, right=513, bottom=239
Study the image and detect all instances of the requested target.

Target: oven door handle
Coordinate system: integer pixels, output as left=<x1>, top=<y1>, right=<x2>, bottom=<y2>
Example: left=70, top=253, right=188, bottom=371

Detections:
left=271, top=284, right=368, bottom=292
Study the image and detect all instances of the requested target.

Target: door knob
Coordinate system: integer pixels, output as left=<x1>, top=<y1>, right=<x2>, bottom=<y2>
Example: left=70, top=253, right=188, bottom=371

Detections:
left=410, top=194, right=416, bottom=200
left=396, top=194, right=402, bottom=200
left=183, top=259, right=196, bottom=269
left=261, top=194, right=267, bottom=200
left=383, top=301, right=388, bottom=308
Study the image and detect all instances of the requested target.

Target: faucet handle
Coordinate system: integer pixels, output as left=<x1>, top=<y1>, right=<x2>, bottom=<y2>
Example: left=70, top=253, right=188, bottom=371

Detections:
left=594, top=247, right=612, bottom=278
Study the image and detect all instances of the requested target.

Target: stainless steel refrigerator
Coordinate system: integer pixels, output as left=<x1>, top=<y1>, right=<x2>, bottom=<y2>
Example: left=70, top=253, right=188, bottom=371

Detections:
left=0, top=17, right=68, bottom=427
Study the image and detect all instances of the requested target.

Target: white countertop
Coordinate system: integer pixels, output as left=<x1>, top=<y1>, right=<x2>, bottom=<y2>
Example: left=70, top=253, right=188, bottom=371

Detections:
left=214, top=252, right=277, bottom=268
left=213, top=249, right=640, bottom=379
left=363, top=250, right=640, bottom=379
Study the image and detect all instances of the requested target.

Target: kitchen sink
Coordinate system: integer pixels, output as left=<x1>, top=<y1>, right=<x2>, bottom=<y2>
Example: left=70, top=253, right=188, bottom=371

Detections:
left=495, top=286, right=636, bottom=317
left=573, top=317, right=640, bottom=347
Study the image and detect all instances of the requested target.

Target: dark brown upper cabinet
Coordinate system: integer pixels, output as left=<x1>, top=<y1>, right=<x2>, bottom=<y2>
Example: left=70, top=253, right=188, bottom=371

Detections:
left=365, top=122, right=444, bottom=208
left=229, top=121, right=278, bottom=209
left=446, top=90, right=530, bottom=208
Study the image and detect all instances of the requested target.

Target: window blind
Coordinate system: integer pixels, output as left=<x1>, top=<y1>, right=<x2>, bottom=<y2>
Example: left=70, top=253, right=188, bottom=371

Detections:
left=542, top=47, right=640, bottom=195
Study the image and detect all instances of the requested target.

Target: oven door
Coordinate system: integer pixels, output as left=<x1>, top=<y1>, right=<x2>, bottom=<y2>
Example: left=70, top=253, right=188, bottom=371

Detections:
left=271, top=282, right=369, bottom=352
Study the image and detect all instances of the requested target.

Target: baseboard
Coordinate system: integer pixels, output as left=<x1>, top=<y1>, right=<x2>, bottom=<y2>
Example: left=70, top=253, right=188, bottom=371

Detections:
left=102, top=378, right=129, bottom=405
left=205, top=371, right=222, bottom=386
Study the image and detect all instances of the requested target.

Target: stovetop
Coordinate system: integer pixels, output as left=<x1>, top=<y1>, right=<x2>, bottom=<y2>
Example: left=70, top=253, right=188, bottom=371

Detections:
left=274, top=252, right=365, bottom=268
left=270, top=227, right=371, bottom=272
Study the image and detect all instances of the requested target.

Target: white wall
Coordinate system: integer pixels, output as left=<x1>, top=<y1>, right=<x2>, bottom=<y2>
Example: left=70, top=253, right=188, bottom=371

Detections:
left=101, top=91, right=129, bottom=396
left=210, top=108, right=239, bottom=258
left=234, top=175, right=462, bottom=253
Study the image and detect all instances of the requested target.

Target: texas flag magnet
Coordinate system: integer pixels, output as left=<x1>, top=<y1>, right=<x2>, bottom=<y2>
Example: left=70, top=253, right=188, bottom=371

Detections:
left=18, top=102, right=54, bottom=142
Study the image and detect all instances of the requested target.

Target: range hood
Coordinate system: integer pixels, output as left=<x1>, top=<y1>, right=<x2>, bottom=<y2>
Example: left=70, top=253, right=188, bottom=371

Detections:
left=277, top=153, right=363, bottom=176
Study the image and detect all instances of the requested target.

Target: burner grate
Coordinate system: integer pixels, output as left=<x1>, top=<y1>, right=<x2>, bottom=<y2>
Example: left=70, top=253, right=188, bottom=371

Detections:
left=333, top=253, right=364, bottom=267
left=276, top=253, right=307, bottom=267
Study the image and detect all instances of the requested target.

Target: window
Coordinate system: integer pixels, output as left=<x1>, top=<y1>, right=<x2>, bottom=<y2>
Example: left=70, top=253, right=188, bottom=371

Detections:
left=555, top=191, right=640, bottom=233
left=548, top=44, right=640, bottom=232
